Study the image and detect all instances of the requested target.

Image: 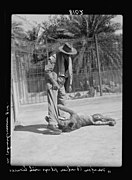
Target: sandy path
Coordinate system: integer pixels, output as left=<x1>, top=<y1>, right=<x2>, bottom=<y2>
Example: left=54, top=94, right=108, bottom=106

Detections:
left=11, top=94, right=122, bottom=166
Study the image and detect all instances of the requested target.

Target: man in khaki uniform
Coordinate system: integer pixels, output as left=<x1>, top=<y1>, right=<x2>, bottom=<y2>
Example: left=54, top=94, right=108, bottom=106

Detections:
left=45, top=43, right=77, bottom=134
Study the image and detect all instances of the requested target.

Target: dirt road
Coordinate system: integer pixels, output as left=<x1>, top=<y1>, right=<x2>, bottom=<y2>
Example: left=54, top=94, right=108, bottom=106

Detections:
left=11, top=94, right=122, bottom=166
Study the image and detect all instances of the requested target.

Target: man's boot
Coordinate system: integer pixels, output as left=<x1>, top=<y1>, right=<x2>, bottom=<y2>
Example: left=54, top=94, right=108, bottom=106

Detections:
left=45, top=116, right=62, bottom=134
left=47, top=124, right=62, bottom=134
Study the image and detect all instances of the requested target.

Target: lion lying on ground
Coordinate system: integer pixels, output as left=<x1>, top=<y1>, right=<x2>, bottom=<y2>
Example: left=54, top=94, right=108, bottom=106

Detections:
left=45, top=105, right=116, bottom=132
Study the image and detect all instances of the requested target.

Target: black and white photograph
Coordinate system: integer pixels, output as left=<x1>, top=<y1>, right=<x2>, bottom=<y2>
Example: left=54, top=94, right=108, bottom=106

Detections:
left=10, top=14, right=122, bottom=169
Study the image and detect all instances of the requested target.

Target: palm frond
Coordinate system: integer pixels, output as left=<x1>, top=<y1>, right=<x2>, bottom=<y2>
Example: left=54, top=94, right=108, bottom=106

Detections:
left=100, top=41, right=122, bottom=69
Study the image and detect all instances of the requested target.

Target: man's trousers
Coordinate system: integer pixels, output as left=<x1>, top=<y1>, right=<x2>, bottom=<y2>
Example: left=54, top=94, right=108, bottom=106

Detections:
left=47, top=82, right=66, bottom=125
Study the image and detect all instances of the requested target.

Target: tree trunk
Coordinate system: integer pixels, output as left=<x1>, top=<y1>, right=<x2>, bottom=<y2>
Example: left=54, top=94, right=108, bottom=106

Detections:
left=86, top=48, right=93, bottom=87
left=84, top=52, right=88, bottom=77
left=89, top=49, right=94, bottom=87
left=95, top=34, right=103, bottom=96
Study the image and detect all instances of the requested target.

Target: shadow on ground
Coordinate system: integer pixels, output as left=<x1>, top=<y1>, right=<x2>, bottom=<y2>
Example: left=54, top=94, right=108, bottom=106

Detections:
left=14, top=124, right=61, bottom=135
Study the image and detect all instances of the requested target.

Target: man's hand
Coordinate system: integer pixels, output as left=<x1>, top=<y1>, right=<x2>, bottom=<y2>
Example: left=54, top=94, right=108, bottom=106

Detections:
left=52, top=81, right=60, bottom=90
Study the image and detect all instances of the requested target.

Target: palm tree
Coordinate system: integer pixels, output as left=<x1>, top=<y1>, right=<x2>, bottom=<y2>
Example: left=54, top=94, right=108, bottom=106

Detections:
left=12, top=21, right=26, bottom=38
left=60, top=15, right=122, bottom=88
left=42, top=15, right=122, bottom=68
left=11, top=21, right=33, bottom=56
left=11, top=21, right=27, bottom=48
left=98, top=33, right=122, bottom=70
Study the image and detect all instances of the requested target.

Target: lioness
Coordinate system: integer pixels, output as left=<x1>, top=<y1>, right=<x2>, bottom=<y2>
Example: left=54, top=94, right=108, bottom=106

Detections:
left=45, top=105, right=116, bottom=132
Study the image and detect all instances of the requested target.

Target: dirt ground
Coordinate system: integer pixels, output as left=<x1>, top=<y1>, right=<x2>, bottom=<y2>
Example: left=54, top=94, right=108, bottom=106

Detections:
left=11, top=94, right=122, bottom=167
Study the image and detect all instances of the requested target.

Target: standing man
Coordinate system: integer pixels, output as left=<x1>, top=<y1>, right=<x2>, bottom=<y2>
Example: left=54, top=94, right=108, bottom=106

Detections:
left=45, top=42, right=77, bottom=134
